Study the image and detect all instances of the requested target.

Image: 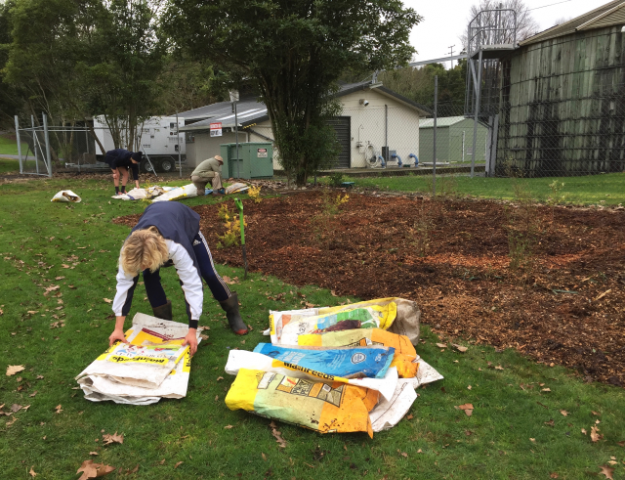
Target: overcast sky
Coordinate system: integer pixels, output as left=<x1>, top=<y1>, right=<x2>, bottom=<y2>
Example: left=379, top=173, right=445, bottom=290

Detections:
left=404, top=0, right=602, bottom=66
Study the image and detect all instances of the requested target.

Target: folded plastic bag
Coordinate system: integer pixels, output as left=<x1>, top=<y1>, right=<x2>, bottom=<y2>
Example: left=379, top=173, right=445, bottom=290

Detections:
left=268, top=298, right=421, bottom=346
left=253, top=343, right=394, bottom=379
left=51, top=190, right=81, bottom=203
left=298, top=328, right=418, bottom=378
left=152, top=184, right=198, bottom=202
left=224, top=350, right=398, bottom=401
left=269, top=303, right=396, bottom=346
left=225, top=182, right=249, bottom=194
left=225, top=368, right=380, bottom=437
left=76, top=314, right=201, bottom=404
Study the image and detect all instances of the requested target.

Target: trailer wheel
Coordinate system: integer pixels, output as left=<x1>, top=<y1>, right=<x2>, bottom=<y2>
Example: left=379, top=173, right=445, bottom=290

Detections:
left=159, top=157, right=174, bottom=172
left=140, top=159, right=155, bottom=173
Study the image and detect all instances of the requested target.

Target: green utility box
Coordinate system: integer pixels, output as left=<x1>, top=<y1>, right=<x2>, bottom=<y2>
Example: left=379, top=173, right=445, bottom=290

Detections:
left=220, top=142, right=274, bottom=180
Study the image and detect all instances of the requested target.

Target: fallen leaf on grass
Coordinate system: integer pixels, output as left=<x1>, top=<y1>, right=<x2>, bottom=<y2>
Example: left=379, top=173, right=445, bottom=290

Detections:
left=89, top=452, right=98, bottom=456
left=494, top=365, right=504, bottom=371
left=545, top=420, right=555, bottom=427
left=103, top=298, right=112, bottom=304
left=560, top=410, right=569, bottom=416
left=55, top=276, right=65, bottom=280
left=617, top=441, right=625, bottom=447
left=467, top=385, right=472, bottom=390
left=224, top=425, right=234, bottom=429
left=406, top=414, right=414, bottom=420
left=591, top=426, right=603, bottom=443
left=27, top=311, right=38, bottom=315
left=200, top=334, right=209, bottom=341
left=29, top=466, right=37, bottom=477
left=6, top=365, right=25, bottom=376
left=452, top=344, right=468, bottom=353
left=43, top=285, right=60, bottom=296
left=174, top=461, right=183, bottom=469
left=581, top=428, right=587, bottom=435
left=455, top=404, right=474, bottom=416
left=102, top=432, right=124, bottom=445
left=269, top=421, right=287, bottom=448
left=61, top=264, right=71, bottom=269
left=55, top=405, right=62, bottom=414
left=529, top=438, right=536, bottom=443
left=29, top=391, right=37, bottom=398
left=397, top=450, right=408, bottom=458
left=76, top=460, right=115, bottom=480
left=11, top=404, right=22, bottom=413
left=222, top=276, right=239, bottom=285
left=261, top=453, right=267, bottom=461
left=435, top=343, right=447, bottom=348
left=550, top=474, right=559, bottom=479
left=541, top=388, right=551, bottom=393
left=592, top=411, right=601, bottom=416
left=599, top=465, right=614, bottom=479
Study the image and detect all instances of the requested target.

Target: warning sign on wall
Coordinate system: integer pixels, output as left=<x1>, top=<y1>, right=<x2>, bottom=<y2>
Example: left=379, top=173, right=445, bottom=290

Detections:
left=210, top=122, right=223, bottom=137
left=257, top=148, right=268, bottom=158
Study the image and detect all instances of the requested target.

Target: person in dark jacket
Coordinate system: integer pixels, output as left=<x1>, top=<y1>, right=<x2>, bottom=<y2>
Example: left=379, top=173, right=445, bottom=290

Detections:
left=105, top=149, right=142, bottom=195
left=109, top=202, right=248, bottom=355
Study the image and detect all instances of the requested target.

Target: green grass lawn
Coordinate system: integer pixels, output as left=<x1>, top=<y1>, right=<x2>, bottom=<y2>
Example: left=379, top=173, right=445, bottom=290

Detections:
left=0, top=158, right=20, bottom=174
left=0, top=134, right=28, bottom=156
left=320, top=173, right=625, bottom=206
left=1, top=178, right=624, bottom=479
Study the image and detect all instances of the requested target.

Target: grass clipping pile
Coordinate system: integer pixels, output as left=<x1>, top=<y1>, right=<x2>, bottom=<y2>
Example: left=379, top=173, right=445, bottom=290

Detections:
left=223, top=298, right=443, bottom=437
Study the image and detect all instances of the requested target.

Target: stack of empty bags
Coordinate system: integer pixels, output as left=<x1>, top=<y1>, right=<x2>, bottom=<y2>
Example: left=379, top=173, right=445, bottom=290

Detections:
left=76, top=314, right=202, bottom=405
left=224, top=298, right=442, bottom=437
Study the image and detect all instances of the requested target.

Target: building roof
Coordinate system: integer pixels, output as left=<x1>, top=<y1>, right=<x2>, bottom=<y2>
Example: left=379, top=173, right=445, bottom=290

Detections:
left=419, top=116, right=474, bottom=128
left=179, top=81, right=430, bottom=132
left=519, top=0, right=625, bottom=46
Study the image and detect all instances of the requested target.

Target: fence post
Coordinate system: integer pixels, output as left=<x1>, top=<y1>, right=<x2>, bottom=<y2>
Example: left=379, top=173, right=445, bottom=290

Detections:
left=31, top=115, right=40, bottom=175
left=433, top=75, right=438, bottom=196
left=14, top=115, right=23, bottom=174
left=176, top=110, right=182, bottom=178
left=471, top=50, right=483, bottom=178
left=42, top=113, right=53, bottom=178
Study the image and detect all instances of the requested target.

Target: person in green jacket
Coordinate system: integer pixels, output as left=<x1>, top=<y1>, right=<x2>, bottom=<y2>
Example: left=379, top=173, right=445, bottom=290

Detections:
left=191, top=155, right=225, bottom=195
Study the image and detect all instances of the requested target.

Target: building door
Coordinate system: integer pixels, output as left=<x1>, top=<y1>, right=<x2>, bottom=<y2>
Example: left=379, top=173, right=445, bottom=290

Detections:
left=328, top=117, right=351, bottom=169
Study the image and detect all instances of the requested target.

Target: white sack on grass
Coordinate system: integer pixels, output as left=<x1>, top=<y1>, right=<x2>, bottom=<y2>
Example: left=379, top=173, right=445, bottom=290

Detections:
left=51, top=190, right=81, bottom=203
left=76, top=313, right=202, bottom=404
left=369, top=357, right=444, bottom=432
left=225, top=182, right=249, bottom=194
left=224, top=350, right=398, bottom=401
left=152, top=184, right=198, bottom=202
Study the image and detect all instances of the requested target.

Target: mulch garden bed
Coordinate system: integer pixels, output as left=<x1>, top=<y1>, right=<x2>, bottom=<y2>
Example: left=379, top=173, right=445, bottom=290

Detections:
left=115, top=191, right=625, bottom=387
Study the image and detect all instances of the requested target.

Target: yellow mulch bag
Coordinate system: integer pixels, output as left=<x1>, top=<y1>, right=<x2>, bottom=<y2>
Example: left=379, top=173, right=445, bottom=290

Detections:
left=225, top=368, right=380, bottom=437
left=269, top=297, right=420, bottom=346
left=298, top=329, right=419, bottom=378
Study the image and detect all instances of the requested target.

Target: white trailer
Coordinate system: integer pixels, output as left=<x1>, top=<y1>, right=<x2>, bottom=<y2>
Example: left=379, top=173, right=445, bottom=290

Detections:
left=93, top=116, right=186, bottom=173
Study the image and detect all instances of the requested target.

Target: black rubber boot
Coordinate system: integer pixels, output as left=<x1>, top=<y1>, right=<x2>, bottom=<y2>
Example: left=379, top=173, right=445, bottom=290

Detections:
left=219, top=292, right=248, bottom=335
left=152, top=299, right=173, bottom=320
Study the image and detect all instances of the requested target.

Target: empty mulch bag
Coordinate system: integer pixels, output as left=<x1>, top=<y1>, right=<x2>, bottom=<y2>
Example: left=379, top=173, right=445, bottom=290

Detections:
left=253, top=343, right=395, bottom=379
left=152, top=184, right=198, bottom=202
left=225, top=350, right=398, bottom=401
left=268, top=297, right=420, bottom=346
left=76, top=313, right=202, bottom=405
left=225, top=182, right=249, bottom=194
left=298, top=328, right=418, bottom=378
left=225, top=368, right=380, bottom=437
left=51, top=190, right=81, bottom=203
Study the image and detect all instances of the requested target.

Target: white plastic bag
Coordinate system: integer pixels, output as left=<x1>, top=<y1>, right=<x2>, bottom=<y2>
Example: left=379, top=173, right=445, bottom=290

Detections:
left=76, top=313, right=202, bottom=405
left=225, top=182, right=249, bottom=194
left=152, top=184, right=198, bottom=202
left=51, top=190, right=81, bottom=203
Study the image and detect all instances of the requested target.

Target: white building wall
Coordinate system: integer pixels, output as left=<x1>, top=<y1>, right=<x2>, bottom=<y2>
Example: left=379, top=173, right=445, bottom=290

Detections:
left=188, top=88, right=421, bottom=170
left=340, top=90, right=420, bottom=168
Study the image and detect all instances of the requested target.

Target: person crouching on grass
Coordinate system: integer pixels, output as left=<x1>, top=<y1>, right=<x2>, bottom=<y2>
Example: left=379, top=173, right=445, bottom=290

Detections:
left=105, top=149, right=142, bottom=195
left=108, top=202, right=248, bottom=355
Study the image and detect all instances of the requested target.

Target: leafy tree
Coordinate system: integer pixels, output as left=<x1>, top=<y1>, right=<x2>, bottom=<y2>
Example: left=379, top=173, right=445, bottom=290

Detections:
left=163, top=0, right=422, bottom=185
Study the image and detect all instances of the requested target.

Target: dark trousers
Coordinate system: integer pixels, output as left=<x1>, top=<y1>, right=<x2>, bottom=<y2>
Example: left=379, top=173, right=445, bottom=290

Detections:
left=143, top=232, right=230, bottom=316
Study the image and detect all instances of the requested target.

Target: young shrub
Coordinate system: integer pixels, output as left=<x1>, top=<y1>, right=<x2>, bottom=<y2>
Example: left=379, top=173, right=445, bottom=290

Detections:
left=248, top=185, right=262, bottom=203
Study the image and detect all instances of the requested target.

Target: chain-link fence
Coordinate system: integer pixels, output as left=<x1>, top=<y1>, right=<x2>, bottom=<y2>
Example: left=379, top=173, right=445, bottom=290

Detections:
left=495, top=29, right=625, bottom=178
left=12, top=115, right=188, bottom=178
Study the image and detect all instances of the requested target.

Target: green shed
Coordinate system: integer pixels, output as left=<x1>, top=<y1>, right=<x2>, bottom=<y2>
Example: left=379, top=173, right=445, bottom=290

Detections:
left=419, top=116, right=487, bottom=164
left=220, top=142, right=274, bottom=179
